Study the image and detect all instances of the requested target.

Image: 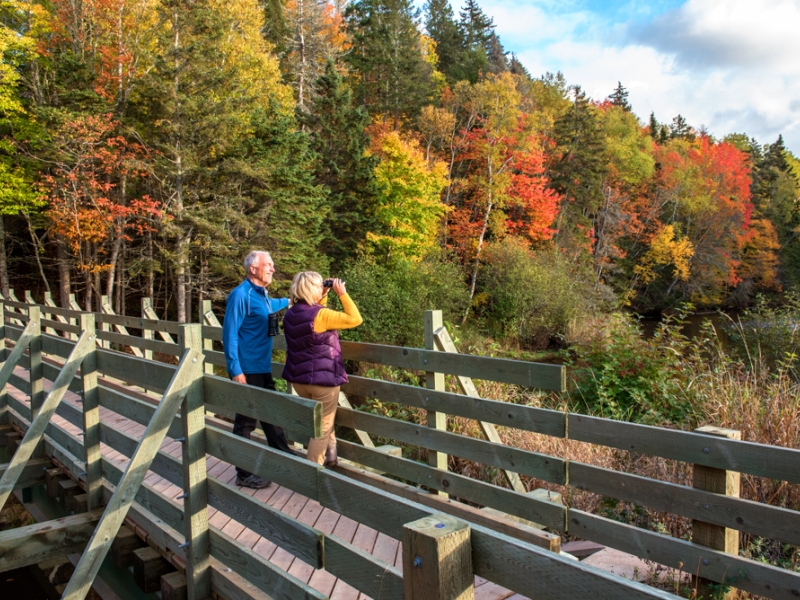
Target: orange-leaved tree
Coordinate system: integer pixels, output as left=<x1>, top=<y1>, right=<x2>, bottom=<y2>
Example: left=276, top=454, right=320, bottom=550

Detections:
left=43, top=113, right=160, bottom=308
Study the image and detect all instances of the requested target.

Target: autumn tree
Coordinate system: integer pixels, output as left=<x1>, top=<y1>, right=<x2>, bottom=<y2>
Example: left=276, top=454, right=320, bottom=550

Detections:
left=1, top=0, right=49, bottom=296
left=651, top=136, right=754, bottom=306
left=367, top=129, right=448, bottom=260
left=43, top=113, right=159, bottom=310
left=750, top=135, right=800, bottom=286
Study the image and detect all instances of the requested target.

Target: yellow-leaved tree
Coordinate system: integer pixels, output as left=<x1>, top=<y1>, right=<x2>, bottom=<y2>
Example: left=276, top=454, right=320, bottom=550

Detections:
left=634, top=224, right=694, bottom=285
left=367, top=130, right=448, bottom=261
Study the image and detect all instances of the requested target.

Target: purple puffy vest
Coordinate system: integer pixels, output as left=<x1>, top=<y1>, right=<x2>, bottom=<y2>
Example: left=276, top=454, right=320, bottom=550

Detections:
left=282, top=301, right=348, bottom=387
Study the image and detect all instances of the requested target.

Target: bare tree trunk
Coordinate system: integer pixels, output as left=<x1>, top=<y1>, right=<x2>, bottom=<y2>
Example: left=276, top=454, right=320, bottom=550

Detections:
left=93, top=244, right=102, bottom=308
left=176, top=232, right=190, bottom=322
left=84, top=243, right=92, bottom=311
left=198, top=252, right=207, bottom=305
left=462, top=157, right=495, bottom=325
left=147, top=231, right=154, bottom=299
left=172, top=10, right=187, bottom=323
left=24, top=213, right=51, bottom=295
left=0, top=216, right=9, bottom=298
left=297, top=0, right=306, bottom=111
left=115, top=248, right=124, bottom=314
left=56, top=235, right=71, bottom=307
left=105, top=237, right=122, bottom=300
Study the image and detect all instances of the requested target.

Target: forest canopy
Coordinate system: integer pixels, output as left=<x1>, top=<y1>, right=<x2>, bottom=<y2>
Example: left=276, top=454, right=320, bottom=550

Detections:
left=1, top=0, right=798, bottom=340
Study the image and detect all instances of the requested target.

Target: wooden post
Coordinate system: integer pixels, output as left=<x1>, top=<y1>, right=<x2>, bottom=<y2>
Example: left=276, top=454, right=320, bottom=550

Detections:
left=0, top=300, right=6, bottom=426
left=100, top=296, right=143, bottom=357
left=200, top=300, right=215, bottom=375
left=162, top=571, right=188, bottom=600
left=0, top=316, right=38, bottom=392
left=111, top=525, right=146, bottom=568
left=43, top=291, right=66, bottom=337
left=178, top=324, right=211, bottom=600
left=142, top=300, right=177, bottom=344
left=433, top=326, right=526, bottom=493
left=402, top=513, right=473, bottom=600
left=99, top=295, right=110, bottom=349
left=692, top=425, right=742, bottom=600
left=141, top=298, right=154, bottom=363
left=133, top=546, right=174, bottom=593
left=0, top=330, right=94, bottom=510
left=59, top=478, right=80, bottom=511
left=68, top=294, right=81, bottom=341
left=80, top=313, right=102, bottom=510
left=27, top=304, right=43, bottom=422
left=424, top=311, right=447, bottom=487
left=61, top=347, right=204, bottom=600
left=45, top=468, right=67, bottom=498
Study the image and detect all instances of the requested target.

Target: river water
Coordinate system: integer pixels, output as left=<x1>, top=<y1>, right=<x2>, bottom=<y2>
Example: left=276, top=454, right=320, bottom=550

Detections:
left=639, top=310, right=739, bottom=352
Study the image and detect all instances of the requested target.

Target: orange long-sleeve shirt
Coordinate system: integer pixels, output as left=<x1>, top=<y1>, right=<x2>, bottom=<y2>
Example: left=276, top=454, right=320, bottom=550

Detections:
left=314, top=293, right=363, bottom=333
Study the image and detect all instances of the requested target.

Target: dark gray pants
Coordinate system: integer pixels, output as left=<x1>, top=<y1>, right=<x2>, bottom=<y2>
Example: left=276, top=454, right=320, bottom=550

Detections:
left=232, top=372, right=296, bottom=479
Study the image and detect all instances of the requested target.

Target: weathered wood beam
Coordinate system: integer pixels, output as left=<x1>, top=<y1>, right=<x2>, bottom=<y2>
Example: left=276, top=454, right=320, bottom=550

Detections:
left=133, top=546, right=175, bottom=593
left=0, top=314, right=38, bottom=391
left=434, top=326, right=525, bottom=494
left=178, top=324, right=211, bottom=600
left=336, top=440, right=565, bottom=531
left=0, top=329, right=93, bottom=509
left=424, top=311, right=447, bottom=482
left=402, top=513, right=473, bottom=600
left=99, top=297, right=144, bottom=358
left=110, top=524, right=146, bottom=568
left=0, top=508, right=103, bottom=573
left=79, top=313, right=102, bottom=510
left=0, top=457, right=50, bottom=490
left=61, top=347, right=203, bottom=600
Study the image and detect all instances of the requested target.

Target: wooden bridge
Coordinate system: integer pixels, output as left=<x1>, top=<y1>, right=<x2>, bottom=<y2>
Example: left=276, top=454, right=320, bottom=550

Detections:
left=0, top=292, right=799, bottom=600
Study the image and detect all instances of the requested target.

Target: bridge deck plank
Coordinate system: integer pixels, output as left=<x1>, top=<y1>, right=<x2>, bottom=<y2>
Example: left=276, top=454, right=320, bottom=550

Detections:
left=5, top=370, right=524, bottom=600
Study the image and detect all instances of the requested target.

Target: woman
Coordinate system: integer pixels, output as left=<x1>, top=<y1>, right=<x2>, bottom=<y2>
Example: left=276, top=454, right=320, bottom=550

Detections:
left=282, top=272, right=362, bottom=466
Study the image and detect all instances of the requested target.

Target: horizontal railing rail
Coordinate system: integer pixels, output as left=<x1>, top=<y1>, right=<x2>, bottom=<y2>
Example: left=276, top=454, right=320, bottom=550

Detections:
left=4, top=292, right=800, bottom=600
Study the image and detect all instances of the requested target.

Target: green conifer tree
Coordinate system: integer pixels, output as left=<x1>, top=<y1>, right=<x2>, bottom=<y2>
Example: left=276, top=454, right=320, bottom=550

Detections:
left=550, top=86, right=607, bottom=252
left=242, top=106, right=330, bottom=282
left=669, top=114, right=695, bottom=141
left=424, top=0, right=464, bottom=82
left=648, top=112, right=659, bottom=141
left=609, top=81, right=631, bottom=111
left=304, top=61, right=380, bottom=267
left=345, top=0, right=438, bottom=122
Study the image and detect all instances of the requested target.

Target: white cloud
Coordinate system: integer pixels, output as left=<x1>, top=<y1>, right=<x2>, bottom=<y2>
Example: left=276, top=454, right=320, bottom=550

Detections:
left=476, top=0, right=800, bottom=153
left=629, top=0, right=800, bottom=71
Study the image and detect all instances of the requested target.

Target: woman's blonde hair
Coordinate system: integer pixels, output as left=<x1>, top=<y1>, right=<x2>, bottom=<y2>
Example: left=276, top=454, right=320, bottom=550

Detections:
left=289, top=271, right=324, bottom=306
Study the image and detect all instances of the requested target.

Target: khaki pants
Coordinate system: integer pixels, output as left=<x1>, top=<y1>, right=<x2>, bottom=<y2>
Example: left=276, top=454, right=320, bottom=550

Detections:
left=292, top=383, right=339, bottom=465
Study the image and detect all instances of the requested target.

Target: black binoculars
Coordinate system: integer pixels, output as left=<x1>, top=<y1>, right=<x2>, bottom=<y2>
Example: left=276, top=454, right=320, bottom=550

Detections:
left=267, top=312, right=280, bottom=337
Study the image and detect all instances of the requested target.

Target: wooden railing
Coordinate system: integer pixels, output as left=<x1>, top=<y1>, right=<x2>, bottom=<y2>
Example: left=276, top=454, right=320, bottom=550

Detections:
left=1, top=290, right=799, bottom=600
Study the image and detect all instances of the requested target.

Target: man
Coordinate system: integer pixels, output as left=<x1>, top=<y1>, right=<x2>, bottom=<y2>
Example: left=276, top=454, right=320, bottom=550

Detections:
left=223, top=250, right=295, bottom=489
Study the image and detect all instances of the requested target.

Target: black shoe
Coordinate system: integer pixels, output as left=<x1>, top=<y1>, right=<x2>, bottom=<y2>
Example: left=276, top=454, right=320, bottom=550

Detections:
left=324, top=445, right=338, bottom=468
left=236, top=474, right=271, bottom=489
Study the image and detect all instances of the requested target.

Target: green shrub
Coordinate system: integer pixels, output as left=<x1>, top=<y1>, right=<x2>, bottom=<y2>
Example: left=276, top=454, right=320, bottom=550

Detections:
left=335, top=252, right=470, bottom=347
left=480, top=238, right=599, bottom=348
left=727, top=292, right=800, bottom=375
left=566, top=309, right=703, bottom=424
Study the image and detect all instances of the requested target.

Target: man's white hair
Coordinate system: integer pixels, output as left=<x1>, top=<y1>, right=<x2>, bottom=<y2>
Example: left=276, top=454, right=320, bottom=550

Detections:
left=244, top=251, right=272, bottom=272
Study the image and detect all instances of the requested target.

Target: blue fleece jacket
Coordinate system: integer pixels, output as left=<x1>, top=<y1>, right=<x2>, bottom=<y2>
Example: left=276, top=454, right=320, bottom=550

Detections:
left=222, top=279, right=289, bottom=377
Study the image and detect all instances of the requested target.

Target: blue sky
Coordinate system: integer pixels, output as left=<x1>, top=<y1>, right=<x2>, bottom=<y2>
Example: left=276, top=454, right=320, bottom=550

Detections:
left=447, top=0, right=800, bottom=154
